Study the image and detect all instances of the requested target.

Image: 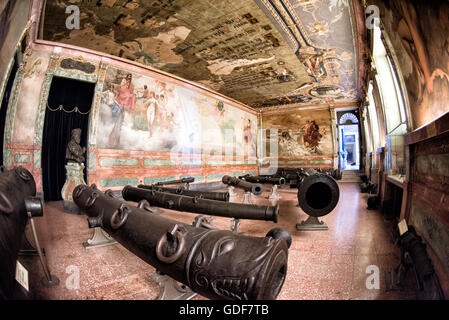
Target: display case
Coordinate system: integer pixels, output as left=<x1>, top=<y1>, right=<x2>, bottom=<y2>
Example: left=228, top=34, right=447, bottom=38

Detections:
left=385, top=123, right=407, bottom=183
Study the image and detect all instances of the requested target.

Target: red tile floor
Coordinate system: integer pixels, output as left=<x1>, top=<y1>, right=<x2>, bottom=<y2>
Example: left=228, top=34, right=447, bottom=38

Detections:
left=18, top=182, right=417, bottom=300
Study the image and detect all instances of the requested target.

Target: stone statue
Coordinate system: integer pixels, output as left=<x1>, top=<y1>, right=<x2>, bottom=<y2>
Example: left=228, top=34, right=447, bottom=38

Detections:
left=66, top=128, right=86, bottom=164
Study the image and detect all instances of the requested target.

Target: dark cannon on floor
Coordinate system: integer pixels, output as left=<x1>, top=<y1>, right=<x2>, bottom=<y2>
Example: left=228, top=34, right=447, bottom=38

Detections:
left=270, top=167, right=341, bottom=187
left=0, top=166, right=36, bottom=300
left=221, top=175, right=263, bottom=195
left=295, top=168, right=340, bottom=218
left=122, top=186, right=279, bottom=222
left=293, top=168, right=340, bottom=230
left=258, top=167, right=303, bottom=188
left=73, top=185, right=289, bottom=300
left=154, top=177, right=195, bottom=186
left=137, top=184, right=230, bottom=202
left=239, top=174, right=286, bottom=186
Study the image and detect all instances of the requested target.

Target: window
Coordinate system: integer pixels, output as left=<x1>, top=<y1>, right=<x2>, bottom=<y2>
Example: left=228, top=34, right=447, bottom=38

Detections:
left=371, top=20, right=409, bottom=177
left=372, top=22, right=408, bottom=135
left=367, top=83, right=380, bottom=151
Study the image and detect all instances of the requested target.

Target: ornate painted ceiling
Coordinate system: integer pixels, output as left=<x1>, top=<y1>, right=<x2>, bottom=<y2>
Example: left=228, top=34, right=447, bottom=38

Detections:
left=40, top=0, right=358, bottom=109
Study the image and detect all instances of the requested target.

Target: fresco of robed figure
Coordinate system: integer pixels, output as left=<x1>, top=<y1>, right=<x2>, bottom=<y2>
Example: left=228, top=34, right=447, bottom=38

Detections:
left=97, top=67, right=257, bottom=156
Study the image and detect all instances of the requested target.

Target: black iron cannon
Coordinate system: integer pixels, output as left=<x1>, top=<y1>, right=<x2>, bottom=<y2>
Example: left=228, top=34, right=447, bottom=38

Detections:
left=239, top=174, right=286, bottom=186
left=122, top=186, right=279, bottom=222
left=154, top=177, right=195, bottom=186
left=273, top=167, right=341, bottom=187
left=137, top=184, right=230, bottom=202
left=73, top=185, right=289, bottom=300
left=296, top=168, right=339, bottom=218
left=221, top=175, right=263, bottom=195
left=0, top=166, right=36, bottom=300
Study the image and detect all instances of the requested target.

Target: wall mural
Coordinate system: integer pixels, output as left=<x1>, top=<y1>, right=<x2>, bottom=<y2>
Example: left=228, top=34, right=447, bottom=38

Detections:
left=262, top=109, right=333, bottom=157
left=373, top=0, right=449, bottom=129
left=97, top=66, right=257, bottom=156
left=41, top=0, right=357, bottom=108
left=12, top=50, right=50, bottom=145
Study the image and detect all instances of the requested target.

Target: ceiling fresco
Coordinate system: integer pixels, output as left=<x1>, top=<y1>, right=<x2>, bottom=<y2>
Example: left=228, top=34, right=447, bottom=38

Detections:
left=40, top=0, right=358, bottom=108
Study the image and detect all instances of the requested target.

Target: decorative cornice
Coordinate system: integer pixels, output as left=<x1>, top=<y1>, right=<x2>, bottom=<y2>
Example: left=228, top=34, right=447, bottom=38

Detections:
left=260, top=100, right=358, bottom=115
left=32, top=39, right=259, bottom=115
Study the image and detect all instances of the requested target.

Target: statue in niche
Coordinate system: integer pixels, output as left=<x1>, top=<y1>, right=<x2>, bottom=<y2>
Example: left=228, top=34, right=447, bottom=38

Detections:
left=66, top=128, right=86, bottom=164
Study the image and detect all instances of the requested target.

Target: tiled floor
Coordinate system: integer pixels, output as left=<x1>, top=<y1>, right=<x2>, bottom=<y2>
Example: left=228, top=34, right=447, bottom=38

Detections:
left=19, top=182, right=417, bottom=300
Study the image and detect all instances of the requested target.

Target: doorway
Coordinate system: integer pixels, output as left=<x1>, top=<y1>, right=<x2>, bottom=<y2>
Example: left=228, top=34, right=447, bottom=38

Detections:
left=0, top=56, right=18, bottom=165
left=338, top=112, right=360, bottom=171
left=41, top=76, right=95, bottom=201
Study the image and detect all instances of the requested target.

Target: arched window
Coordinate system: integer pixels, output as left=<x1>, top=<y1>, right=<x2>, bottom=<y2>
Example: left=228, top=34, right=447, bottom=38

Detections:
left=339, top=113, right=359, bottom=125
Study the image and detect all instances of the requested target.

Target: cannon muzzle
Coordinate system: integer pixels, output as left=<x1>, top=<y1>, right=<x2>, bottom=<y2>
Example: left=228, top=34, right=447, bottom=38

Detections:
left=222, top=175, right=263, bottom=195
left=73, top=185, right=289, bottom=300
left=297, top=171, right=339, bottom=217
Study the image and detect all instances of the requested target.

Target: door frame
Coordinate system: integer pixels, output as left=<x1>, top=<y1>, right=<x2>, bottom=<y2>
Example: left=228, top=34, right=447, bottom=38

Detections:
left=334, top=107, right=361, bottom=171
left=32, top=54, right=105, bottom=199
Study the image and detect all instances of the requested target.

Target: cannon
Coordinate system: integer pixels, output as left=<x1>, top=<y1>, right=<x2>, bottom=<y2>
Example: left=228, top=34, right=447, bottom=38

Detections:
left=73, top=185, right=289, bottom=300
left=0, top=166, right=36, bottom=300
left=239, top=174, right=286, bottom=186
left=386, top=225, right=445, bottom=299
left=137, top=185, right=230, bottom=202
left=122, top=186, right=279, bottom=222
left=258, top=167, right=302, bottom=188
left=154, top=177, right=195, bottom=186
left=296, top=168, right=340, bottom=218
left=221, top=175, right=263, bottom=195
left=272, top=167, right=341, bottom=187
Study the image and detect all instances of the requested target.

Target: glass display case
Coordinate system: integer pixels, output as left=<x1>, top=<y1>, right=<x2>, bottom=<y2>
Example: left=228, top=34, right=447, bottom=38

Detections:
left=385, top=123, right=407, bottom=183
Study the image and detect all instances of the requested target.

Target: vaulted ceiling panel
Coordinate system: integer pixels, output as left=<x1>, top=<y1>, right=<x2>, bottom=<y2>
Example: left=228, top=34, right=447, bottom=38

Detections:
left=40, top=0, right=357, bottom=109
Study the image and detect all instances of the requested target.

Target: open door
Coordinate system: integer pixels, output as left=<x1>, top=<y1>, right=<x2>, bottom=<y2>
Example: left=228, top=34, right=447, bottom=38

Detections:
left=337, top=111, right=360, bottom=171
left=41, top=77, right=95, bottom=201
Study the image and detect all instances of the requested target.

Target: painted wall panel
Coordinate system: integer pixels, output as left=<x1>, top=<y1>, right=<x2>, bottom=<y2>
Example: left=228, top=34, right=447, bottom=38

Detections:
left=261, top=108, right=334, bottom=165
left=369, top=0, right=449, bottom=129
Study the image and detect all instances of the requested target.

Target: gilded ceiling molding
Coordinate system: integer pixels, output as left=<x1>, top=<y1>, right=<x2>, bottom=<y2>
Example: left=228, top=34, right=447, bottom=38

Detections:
left=280, top=0, right=315, bottom=46
left=260, top=100, right=358, bottom=115
left=254, top=0, right=300, bottom=51
left=350, top=0, right=368, bottom=103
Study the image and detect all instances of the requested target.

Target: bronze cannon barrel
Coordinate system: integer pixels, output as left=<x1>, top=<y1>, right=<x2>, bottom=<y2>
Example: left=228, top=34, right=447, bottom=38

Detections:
left=123, top=186, right=279, bottom=222
left=137, top=185, right=230, bottom=202
left=221, top=175, right=263, bottom=195
left=0, top=166, right=36, bottom=299
left=296, top=168, right=340, bottom=217
left=240, top=175, right=286, bottom=185
left=73, top=185, right=289, bottom=300
left=154, top=177, right=195, bottom=186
